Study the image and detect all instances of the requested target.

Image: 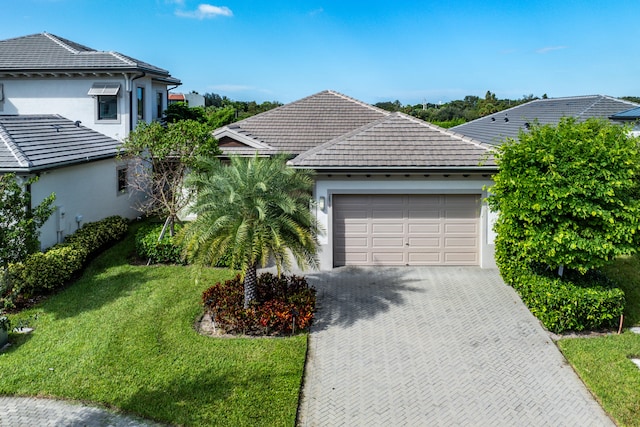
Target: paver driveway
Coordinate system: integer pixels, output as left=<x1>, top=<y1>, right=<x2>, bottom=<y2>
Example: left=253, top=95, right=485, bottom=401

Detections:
left=297, top=267, right=614, bottom=426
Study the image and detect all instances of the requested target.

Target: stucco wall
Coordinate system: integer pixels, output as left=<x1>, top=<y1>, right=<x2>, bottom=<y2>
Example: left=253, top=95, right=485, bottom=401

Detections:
left=0, top=76, right=166, bottom=141
left=29, top=158, right=145, bottom=249
left=312, top=174, right=497, bottom=270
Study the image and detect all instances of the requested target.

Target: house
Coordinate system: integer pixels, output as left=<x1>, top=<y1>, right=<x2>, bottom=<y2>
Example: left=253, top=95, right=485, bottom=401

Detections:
left=0, top=33, right=181, bottom=249
left=0, top=32, right=181, bottom=140
left=451, top=95, right=639, bottom=146
left=168, top=92, right=205, bottom=108
left=610, top=106, right=640, bottom=136
left=214, top=90, right=498, bottom=270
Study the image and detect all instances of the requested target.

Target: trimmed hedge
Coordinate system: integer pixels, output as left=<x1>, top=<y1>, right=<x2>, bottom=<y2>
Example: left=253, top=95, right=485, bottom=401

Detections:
left=507, top=266, right=625, bottom=333
left=202, top=272, right=316, bottom=335
left=0, top=216, right=128, bottom=309
left=135, top=222, right=184, bottom=264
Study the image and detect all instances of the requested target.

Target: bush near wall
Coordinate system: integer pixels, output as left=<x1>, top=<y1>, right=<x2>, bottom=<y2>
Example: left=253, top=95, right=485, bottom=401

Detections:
left=202, top=272, right=316, bottom=336
left=0, top=216, right=128, bottom=309
left=135, top=222, right=185, bottom=264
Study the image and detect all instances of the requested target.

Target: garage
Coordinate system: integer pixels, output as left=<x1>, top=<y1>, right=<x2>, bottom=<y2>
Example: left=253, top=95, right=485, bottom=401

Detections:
left=333, top=194, right=480, bottom=266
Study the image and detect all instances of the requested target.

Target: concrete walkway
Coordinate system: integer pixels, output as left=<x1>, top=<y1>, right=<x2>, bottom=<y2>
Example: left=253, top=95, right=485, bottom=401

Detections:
left=0, top=397, right=165, bottom=426
left=297, top=266, right=614, bottom=426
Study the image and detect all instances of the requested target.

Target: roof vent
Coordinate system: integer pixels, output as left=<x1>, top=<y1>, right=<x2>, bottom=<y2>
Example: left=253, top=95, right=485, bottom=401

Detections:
left=524, top=122, right=530, bottom=129
left=75, top=120, right=81, bottom=127
left=504, top=117, right=509, bottom=122
left=491, top=117, right=495, bottom=122
left=51, top=124, right=62, bottom=133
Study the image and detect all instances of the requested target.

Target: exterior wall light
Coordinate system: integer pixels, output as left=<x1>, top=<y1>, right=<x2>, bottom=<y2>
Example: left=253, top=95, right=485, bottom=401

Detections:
left=318, top=196, right=326, bottom=211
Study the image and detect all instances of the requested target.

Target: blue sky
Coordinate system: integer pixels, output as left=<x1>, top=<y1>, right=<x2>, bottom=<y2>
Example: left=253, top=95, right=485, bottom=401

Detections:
left=2, top=0, right=639, bottom=105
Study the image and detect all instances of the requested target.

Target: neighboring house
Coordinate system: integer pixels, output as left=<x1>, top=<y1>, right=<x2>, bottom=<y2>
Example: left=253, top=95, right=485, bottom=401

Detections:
left=168, top=92, right=205, bottom=108
left=214, top=90, right=498, bottom=270
left=610, top=106, right=640, bottom=136
left=451, top=95, right=639, bottom=146
left=0, top=115, right=138, bottom=248
left=0, top=33, right=181, bottom=250
left=0, top=32, right=181, bottom=140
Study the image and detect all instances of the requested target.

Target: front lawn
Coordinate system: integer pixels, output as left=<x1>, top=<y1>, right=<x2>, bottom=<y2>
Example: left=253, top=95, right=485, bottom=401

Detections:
left=559, top=255, right=640, bottom=427
left=0, top=226, right=307, bottom=426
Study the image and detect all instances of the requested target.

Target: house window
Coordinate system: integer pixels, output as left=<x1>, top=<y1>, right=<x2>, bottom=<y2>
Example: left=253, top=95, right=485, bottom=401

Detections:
left=156, top=92, right=164, bottom=120
left=98, top=96, right=118, bottom=120
left=137, top=87, right=145, bottom=121
left=89, top=83, right=120, bottom=121
left=117, top=167, right=128, bottom=194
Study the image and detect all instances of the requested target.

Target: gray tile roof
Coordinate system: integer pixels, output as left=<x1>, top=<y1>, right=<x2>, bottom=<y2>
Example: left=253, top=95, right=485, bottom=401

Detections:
left=0, top=115, right=120, bottom=172
left=0, top=33, right=180, bottom=83
left=452, top=95, right=639, bottom=146
left=216, top=90, right=390, bottom=155
left=289, top=112, right=495, bottom=170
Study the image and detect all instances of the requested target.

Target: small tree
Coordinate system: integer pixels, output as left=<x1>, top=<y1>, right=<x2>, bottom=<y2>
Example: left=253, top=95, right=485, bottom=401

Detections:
left=488, top=117, right=640, bottom=277
left=120, top=119, right=219, bottom=235
left=179, top=154, right=320, bottom=308
left=0, top=173, right=55, bottom=266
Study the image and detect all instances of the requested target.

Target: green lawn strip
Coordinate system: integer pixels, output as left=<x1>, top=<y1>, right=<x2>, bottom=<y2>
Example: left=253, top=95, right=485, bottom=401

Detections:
left=0, top=229, right=307, bottom=427
left=558, top=333, right=640, bottom=427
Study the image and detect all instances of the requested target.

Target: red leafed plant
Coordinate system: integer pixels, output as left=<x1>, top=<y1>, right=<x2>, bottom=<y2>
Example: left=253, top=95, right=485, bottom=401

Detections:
left=202, top=273, right=316, bottom=336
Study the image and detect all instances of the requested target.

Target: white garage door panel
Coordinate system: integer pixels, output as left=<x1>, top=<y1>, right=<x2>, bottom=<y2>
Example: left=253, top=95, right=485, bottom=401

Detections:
left=334, top=194, right=480, bottom=266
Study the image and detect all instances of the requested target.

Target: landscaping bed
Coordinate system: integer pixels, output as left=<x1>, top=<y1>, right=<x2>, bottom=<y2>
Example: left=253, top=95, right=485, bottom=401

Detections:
left=0, top=222, right=308, bottom=427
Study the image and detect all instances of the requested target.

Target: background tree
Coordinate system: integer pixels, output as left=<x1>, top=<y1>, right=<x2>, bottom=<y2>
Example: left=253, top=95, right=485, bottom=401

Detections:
left=487, top=117, right=640, bottom=277
left=120, top=119, right=219, bottom=236
left=0, top=174, right=55, bottom=266
left=179, top=154, right=320, bottom=308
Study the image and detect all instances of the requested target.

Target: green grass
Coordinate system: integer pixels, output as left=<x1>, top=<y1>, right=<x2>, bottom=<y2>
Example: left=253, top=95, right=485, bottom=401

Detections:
left=0, top=226, right=307, bottom=426
left=559, top=255, right=640, bottom=427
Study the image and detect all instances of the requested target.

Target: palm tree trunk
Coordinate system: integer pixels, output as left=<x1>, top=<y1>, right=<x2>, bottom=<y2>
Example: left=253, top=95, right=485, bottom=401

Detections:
left=243, top=263, right=258, bottom=309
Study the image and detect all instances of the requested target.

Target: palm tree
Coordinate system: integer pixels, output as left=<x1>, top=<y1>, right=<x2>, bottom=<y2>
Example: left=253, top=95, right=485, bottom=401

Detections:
left=179, top=154, right=320, bottom=308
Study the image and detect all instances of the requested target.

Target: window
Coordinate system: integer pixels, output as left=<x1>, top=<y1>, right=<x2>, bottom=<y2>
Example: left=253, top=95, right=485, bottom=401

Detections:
left=98, top=96, right=118, bottom=120
left=117, top=167, right=128, bottom=194
left=156, top=92, right=164, bottom=120
left=89, top=83, right=120, bottom=121
left=137, top=87, right=145, bottom=121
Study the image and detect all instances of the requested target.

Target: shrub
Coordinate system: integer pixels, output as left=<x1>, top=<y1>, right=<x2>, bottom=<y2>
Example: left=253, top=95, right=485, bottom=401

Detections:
left=202, top=272, right=316, bottom=335
left=0, top=216, right=128, bottom=310
left=135, top=222, right=185, bottom=264
left=509, top=265, right=625, bottom=333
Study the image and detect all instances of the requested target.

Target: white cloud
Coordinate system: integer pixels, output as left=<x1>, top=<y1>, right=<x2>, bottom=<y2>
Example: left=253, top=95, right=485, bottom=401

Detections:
left=208, top=84, right=255, bottom=92
left=536, top=46, right=568, bottom=54
left=175, top=4, right=233, bottom=19
left=308, top=8, right=324, bottom=16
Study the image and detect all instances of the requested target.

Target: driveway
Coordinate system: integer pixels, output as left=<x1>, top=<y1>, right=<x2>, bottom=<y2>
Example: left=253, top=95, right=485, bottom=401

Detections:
left=297, top=267, right=614, bottom=426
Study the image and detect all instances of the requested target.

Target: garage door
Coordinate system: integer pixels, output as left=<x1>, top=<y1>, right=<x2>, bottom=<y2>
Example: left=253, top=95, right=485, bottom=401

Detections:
left=333, top=194, right=480, bottom=266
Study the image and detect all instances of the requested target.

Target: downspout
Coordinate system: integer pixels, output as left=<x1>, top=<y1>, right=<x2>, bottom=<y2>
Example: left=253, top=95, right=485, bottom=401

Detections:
left=125, top=72, right=146, bottom=135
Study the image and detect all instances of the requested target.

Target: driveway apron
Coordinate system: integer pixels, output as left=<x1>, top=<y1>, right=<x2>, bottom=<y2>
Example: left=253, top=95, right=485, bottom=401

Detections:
left=297, top=267, right=614, bottom=426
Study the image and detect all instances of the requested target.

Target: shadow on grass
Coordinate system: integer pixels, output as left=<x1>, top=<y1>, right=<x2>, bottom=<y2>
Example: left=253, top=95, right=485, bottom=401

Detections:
left=120, top=368, right=290, bottom=426
left=303, top=266, right=427, bottom=332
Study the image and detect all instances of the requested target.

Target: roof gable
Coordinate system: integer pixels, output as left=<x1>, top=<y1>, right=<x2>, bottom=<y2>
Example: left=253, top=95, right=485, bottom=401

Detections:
left=452, top=95, right=639, bottom=145
left=0, top=33, right=180, bottom=83
left=215, top=90, right=390, bottom=155
left=0, top=115, right=121, bottom=172
left=289, top=112, right=494, bottom=169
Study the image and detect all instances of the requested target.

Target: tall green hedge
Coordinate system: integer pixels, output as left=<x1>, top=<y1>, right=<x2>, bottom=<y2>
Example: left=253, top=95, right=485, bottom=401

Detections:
left=0, top=216, right=128, bottom=309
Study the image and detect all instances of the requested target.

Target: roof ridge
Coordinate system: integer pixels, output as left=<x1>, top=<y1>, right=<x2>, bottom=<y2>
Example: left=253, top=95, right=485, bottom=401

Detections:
left=107, top=51, right=137, bottom=66
left=394, top=112, right=494, bottom=151
left=325, top=90, right=392, bottom=115
left=43, top=32, right=80, bottom=54
left=0, top=122, right=31, bottom=168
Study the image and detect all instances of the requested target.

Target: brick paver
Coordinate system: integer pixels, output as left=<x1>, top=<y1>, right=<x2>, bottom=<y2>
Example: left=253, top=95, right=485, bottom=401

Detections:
left=0, top=396, right=164, bottom=427
left=297, top=266, right=614, bottom=426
